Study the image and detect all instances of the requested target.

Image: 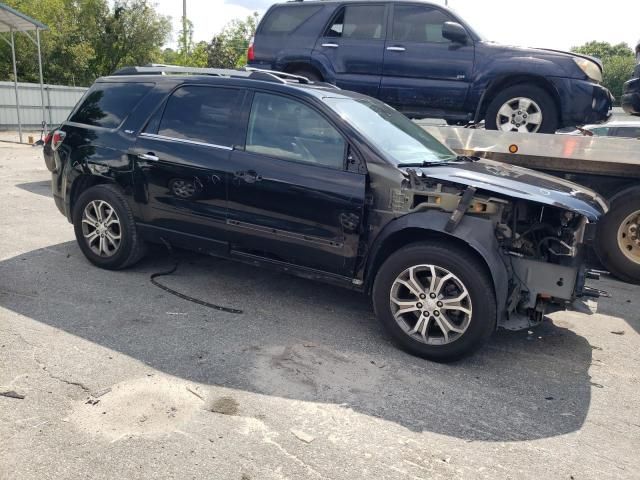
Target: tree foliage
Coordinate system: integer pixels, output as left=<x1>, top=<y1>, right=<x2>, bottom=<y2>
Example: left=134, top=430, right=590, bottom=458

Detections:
left=160, top=13, right=259, bottom=70
left=0, top=0, right=171, bottom=86
left=572, top=41, right=636, bottom=104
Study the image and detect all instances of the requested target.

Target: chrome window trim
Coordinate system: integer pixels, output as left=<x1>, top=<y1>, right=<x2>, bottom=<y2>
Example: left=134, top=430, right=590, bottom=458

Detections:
left=139, top=132, right=233, bottom=151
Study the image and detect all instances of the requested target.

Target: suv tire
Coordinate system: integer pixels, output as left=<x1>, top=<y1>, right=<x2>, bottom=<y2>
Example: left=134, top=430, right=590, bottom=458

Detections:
left=372, top=242, right=496, bottom=362
left=289, top=68, right=322, bottom=82
left=485, top=84, right=558, bottom=134
left=595, top=188, right=640, bottom=284
left=72, top=184, right=146, bottom=270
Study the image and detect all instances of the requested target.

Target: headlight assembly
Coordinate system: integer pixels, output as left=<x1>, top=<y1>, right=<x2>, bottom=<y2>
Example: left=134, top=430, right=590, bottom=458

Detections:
left=573, top=58, right=603, bottom=83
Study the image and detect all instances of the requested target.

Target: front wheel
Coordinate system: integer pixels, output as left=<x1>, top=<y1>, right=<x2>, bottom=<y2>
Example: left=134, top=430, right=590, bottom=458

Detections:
left=595, top=190, right=640, bottom=284
left=485, top=84, right=558, bottom=134
left=372, top=242, right=496, bottom=362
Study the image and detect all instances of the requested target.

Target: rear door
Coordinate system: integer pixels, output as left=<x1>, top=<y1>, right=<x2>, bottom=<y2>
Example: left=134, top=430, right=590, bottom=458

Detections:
left=226, top=91, right=366, bottom=278
left=130, top=84, right=245, bottom=251
left=312, top=3, right=387, bottom=97
left=380, top=3, right=474, bottom=116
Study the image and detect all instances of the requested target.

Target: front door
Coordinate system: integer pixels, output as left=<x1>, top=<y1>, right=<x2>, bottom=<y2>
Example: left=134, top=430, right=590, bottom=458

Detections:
left=380, top=4, right=474, bottom=116
left=131, top=84, right=245, bottom=250
left=312, top=3, right=388, bottom=97
left=227, top=91, right=366, bottom=277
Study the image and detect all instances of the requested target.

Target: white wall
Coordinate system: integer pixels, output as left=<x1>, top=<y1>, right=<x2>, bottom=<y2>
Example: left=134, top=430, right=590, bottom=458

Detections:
left=0, top=81, right=87, bottom=130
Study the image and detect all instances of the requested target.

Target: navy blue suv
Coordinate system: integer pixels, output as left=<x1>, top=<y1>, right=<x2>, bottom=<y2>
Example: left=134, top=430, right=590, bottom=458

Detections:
left=248, top=0, right=613, bottom=133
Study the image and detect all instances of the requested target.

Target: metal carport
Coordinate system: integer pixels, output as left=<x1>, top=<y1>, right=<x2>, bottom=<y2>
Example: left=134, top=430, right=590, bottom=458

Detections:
left=0, top=2, right=48, bottom=143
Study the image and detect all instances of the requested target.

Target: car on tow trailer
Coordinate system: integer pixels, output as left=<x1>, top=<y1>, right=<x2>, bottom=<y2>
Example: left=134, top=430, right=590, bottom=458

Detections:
left=43, top=66, right=606, bottom=361
left=248, top=0, right=613, bottom=133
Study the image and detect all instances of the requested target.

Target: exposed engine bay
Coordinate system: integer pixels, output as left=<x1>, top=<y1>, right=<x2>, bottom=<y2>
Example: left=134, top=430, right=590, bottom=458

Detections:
left=392, top=168, right=599, bottom=329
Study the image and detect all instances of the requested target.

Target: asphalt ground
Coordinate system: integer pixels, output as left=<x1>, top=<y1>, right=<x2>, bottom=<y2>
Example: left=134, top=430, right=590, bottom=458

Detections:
left=1, top=143, right=639, bottom=479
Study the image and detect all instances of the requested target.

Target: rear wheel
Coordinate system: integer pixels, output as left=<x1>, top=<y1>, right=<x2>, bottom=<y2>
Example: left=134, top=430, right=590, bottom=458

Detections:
left=72, top=184, right=146, bottom=270
left=485, top=84, right=558, bottom=134
left=372, top=242, right=496, bottom=361
left=595, top=190, right=640, bottom=284
left=288, top=68, right=322, bottom=82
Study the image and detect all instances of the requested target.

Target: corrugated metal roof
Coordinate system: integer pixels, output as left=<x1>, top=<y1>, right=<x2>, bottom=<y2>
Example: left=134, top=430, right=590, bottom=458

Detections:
left=0, top=3, right=48, bottom=33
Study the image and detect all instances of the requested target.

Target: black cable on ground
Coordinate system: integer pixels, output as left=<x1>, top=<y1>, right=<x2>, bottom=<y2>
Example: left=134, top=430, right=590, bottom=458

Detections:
left=150, top=238, right=243, bottom=314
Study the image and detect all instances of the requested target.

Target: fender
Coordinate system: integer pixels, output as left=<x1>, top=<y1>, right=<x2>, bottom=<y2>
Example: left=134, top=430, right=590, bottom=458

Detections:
left=363, top=210, right=509, bottom=321
left=274, top=51, right=335, bottom=82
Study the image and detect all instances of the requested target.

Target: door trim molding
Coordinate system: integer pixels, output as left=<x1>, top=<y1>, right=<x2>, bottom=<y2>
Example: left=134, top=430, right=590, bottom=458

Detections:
left=139, top=132, right=233, bottom=151
left=227, top=219, right=344, bottom=248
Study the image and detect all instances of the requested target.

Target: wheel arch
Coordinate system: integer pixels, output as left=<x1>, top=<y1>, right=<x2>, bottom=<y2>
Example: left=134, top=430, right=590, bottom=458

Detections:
left=477, top=75, right=562, bottom=124
left=282, top=61, right=324, bottom=80
left=68, top=174, right=117, bottom=221
left=363, top=213, right=509, bottom=323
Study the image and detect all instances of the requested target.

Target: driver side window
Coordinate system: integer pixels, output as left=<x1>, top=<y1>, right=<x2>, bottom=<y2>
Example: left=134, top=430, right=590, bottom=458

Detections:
left=245, top=92, right=346, bottom=169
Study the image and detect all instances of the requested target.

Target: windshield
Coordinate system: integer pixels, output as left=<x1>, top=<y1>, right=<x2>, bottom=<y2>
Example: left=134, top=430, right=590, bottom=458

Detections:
left=324, top=97, right=458, bottom=165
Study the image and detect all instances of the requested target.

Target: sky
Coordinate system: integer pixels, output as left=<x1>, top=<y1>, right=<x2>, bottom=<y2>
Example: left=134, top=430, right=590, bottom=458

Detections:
left=155, top=0, right=640, bottom=52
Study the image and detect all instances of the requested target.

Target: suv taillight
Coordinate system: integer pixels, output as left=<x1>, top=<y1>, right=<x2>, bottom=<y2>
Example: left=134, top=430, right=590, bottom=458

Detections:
left=247, top=37, right=255, bottom=62
left=43, top=132, right=52, bottom=145
left=51, top=130, right=66, bottom=151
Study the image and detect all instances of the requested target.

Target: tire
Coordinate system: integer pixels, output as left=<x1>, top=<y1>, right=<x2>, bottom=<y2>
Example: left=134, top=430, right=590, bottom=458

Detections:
left=72, top=184, right=146, bottom=270
left=595, top=190, right=640, bottom=284
left=485, top=84, right=558, bottom=134
left=289, top=68, right=322, bottom=82
left=372, top=242, right=496, bottom=362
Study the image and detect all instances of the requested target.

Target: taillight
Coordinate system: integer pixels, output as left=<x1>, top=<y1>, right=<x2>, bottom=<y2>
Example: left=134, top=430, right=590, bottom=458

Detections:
left=247, top=37, right=255, bottom=62
left=51, top=130, right=66, bottom=151
left=44, top=132, right=52, bottom=144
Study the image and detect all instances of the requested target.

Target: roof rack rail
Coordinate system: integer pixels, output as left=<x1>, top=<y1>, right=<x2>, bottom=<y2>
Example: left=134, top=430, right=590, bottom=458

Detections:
left=111, top=64, right=315, bottom=86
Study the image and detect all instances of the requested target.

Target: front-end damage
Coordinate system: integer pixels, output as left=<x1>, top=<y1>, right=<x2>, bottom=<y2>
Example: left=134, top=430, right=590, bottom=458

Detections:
left=388, top=166, right=606, bottom=330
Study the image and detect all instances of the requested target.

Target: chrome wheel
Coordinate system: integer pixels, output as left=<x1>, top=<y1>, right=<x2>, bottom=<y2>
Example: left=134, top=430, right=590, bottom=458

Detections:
left=390, top=265, right=472, bottom=345
left=496, top=97, right=543, bottom=133
left=81, top=200, right=121, bottom=257
left=618, top=210, right=640, bottom=265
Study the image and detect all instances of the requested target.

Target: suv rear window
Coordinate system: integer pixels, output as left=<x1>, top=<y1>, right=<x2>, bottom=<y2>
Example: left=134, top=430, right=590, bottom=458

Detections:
left=260, top=5, right=322, bottom=34
left=325, top=5, right=385, bottom=40
left=70, top=82, right=152, bottom=128
left=156, top=85, right=242, bottom=147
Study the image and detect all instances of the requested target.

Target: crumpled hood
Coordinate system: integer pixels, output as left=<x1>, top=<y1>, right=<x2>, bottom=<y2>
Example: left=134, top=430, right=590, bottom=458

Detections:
left=412, top=159, right=608, bottom=222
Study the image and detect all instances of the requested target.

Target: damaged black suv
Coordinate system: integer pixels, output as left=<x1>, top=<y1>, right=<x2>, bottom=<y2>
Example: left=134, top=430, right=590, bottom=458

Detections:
left=44, top=66, right=607, bottom=361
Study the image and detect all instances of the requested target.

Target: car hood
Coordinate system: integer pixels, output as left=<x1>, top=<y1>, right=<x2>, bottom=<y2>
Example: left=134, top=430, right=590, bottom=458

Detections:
left=479, top=42, right=603, bottom=71
left=410, top=159, right=608, bottom=221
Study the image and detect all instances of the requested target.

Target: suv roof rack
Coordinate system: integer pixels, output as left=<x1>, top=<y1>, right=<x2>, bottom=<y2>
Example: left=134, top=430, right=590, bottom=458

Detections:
left=111, top=64, right=312, bottom=85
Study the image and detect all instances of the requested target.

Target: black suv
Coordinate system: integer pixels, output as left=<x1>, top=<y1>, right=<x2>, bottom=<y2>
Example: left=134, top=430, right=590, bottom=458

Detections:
left=248, top=0, right=613, bottom=133
left=44, top=66, right=607, bottom=361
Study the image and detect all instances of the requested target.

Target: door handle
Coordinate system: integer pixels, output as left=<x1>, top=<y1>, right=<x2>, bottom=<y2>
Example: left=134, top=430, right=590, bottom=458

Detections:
left=386, top=46, right=406, bottom=52
left=138, top=152, right=159, bottom=161
left=322, top=43, right=339, bottom=48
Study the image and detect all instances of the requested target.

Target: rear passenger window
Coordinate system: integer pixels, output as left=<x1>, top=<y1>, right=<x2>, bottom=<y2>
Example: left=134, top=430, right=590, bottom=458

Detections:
left=325, top=5, right=385, bottom=40
left=157, top=86, right=241, bottom=147
left=260, top=5, right=322, bottom=34
left=70, top=82, right=152, bottom=128
left=246, top=93, right=345, bottom=169
left=392, top=6, right=454, bottom=43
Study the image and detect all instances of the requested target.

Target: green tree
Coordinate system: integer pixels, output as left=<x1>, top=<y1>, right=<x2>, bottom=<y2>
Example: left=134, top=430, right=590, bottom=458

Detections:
left=92, top=0, right=172, bottom=76
left=572, top=41, right=636, bottom=104
left=0, top=0, right=170, bottom=86
left=206, top=13, right=259, bottom=69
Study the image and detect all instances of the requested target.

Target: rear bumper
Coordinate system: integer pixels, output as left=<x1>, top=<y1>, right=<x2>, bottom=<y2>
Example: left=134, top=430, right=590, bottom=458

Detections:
left=622, top=77, right=640, bottom=116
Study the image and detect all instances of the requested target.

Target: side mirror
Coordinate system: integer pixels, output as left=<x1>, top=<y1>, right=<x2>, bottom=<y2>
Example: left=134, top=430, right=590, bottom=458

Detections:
left=442, top=22, right=469, bottom=45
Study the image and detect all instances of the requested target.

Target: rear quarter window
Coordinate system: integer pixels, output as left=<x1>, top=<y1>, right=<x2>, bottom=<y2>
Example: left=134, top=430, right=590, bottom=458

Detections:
left=69, top=82, right=153, bottom=129
left=259, top=5, right=322, bottom=35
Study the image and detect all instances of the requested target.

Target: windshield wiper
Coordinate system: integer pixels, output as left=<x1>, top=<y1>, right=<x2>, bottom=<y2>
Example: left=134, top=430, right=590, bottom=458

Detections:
left=398, top=156, right=477, bottom=168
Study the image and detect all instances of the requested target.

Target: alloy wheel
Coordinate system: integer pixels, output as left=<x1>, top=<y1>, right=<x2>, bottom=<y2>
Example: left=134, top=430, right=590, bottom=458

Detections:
left=496, top=97, right=543, bottom=133
left=81, top=200, right=121, bottom=257
left=389, top=264, right=472, bottom=345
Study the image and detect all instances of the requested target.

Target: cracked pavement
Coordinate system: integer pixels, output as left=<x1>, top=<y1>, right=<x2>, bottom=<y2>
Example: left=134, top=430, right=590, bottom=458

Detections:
left=1, top=143, right=640, bottom=479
